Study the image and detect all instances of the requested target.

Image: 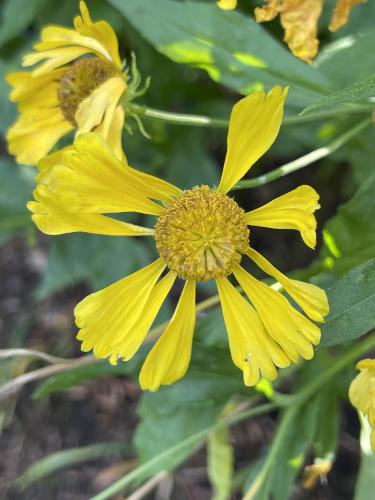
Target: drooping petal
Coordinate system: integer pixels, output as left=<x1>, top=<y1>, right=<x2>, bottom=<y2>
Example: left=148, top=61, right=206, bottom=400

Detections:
left=245, top=185, right=320, bottom=249
left=76, top=259, right=166, bottom=360
left=329, top=0, right=367, bottom=32
left=247, top=247, right=329, bottom=323
left=36, top=146, right=73, bottom=183
left=75, top=77, right=126, bottom=134
left=218, top=86, right=288, bottom=194
left=139, top=280, right=196, bottom=391
left=94, top=104, right=124, bottom=161
left=33, top=2, right=121, bottom=68
left=216, top=277, right=290, bottom=385
left=6, top=108, right=73, bottom=165
left=23, top=46, right=91, bottom=76
left=110, top=271, right=177, bottom=364
left=43, top=133, right=174, bottom=216
left=28, top=185, right=154, bottom=237
left=233, top=265, right=321, bottom=363
left=255, top=0, right=324, bottom=64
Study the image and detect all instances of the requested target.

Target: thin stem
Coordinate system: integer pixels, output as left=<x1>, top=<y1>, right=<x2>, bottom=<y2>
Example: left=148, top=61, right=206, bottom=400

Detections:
left=127, top=103, right=228, bottom=128
left=128, top=103, right=372, bottom=130
left=90, top=402, right=277, bottom=500
left=232, top=117, right=372, bottom=191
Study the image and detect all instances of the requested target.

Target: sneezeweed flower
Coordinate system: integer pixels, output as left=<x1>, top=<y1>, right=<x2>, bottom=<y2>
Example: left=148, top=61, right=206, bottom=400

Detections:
left=28, top=86, right=329, bottom=391
left=6, top=1, right=133, bottom=165
left=349, top=359, right=375, bottom=451
left=218, top=0, right=367, bottom=64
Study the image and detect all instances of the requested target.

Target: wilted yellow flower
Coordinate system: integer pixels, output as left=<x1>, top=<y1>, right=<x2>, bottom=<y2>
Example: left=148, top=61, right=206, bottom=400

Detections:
left=28, top=87, right=329, bottom=391
left=6, top=1, right=126, bottom=165
left=254, top=0, right=367, bottom=64
left=303, top=458, right=332, bottom=489
left=349, top=358, right=375, bottom=451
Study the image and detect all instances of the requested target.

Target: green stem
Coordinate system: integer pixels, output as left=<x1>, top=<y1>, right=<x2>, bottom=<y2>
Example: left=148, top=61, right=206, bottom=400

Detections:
left=243, top=330, right=375, bottom=500
left=127, top=103, right=228, bottom=128
left=90, top=402, right=277, bottom=500
left=128, top=103, right=373, bottom=129
left=232, top=117, right=372, bottom=190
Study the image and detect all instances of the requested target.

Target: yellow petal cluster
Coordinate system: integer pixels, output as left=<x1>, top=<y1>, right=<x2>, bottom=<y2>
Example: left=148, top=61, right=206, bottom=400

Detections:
left=349, top=359, right=375, bottom=451
left=28, top=86, right=329, bottom=391
left=6, top=1, right=126, bottom=165
left=254, top=0, right=367, bottom=63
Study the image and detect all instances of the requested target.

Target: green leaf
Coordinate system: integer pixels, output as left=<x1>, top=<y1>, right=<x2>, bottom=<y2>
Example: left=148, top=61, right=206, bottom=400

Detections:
left=135, top=343, right=244, bottom=465
left=108, top=0, right=333, bottom=110
left=208, top=426, right=234, bottom=500
left=16, top=442, right=128, bottom=490
left=0, top=0, right=47, bottom=47
left=301, top=73, right=375, bottom=115
left=317, top=28, right=375, bottom=88
left=36, top=233, right=152, bottom=299
left=0, top=58, right=16, bottom=136
left=0, top=158, right=35, bottom=238
left=320, top=259, right=375, bottom=347
left=321, top=171, right=375, bottom=274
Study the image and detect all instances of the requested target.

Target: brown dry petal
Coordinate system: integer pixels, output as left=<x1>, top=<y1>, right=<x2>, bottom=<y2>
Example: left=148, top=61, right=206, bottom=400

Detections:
left=329, top=0, right=367, bottom=32
left=255, top=0, right=323, bottom=64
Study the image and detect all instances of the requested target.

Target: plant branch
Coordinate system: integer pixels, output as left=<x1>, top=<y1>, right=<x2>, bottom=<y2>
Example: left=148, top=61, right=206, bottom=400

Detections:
left=232, top=117, right=372, bottom=191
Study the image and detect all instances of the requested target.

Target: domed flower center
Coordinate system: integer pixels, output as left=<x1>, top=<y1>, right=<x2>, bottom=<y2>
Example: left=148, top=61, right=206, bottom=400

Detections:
left=58, top=57, right=119, bottom=125
left=155, top=186, right=249, bottom=281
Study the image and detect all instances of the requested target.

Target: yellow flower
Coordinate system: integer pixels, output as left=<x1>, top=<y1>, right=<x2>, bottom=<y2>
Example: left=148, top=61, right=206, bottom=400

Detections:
left=217, top=0, right=238, bottom=10
left=6, top=1, right=126, bottom=165
left=254, top=0, right=367, bottom=64
left=28, top=86, right=329, bottom=391
left=349, top=358, right=375, bottom=451
left=303, top=458, right=332, bottom=489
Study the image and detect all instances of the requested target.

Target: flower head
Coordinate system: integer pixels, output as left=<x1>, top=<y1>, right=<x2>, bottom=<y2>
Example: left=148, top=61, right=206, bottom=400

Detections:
left=6, top=1, right=126, bottom=165
left=349, top=358, right=375, bottom=451
left=28, top=86, right=329, bottom=391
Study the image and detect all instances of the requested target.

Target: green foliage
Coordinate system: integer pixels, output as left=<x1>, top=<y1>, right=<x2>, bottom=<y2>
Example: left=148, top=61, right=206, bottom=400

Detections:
left=17, top=442, right=128, bottom=490
left=108, top=0, right=332, bottom=110
left=0, top=0, right=47, bottom=47
left=208, top=425, right=234, bottom=500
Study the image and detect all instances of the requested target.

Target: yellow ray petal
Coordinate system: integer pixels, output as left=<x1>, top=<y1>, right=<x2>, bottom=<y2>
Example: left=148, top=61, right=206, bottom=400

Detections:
left=139, top=280, right=196, bottom=391
left=76, top=259, right=166, bottom=361
left=46, top=133, right=165, bottom=215
left=28, top=185, right=154, bottom=237
left=74, top=1, right=121, bottom=68
left=217, top=0, right=237, bottom=10
left=94, top=104, right=124, bottom=161
left=247, top=247, right=329, bottom=323
left=234, top=266, right=321, bottom=363
left=7, top=69, right=63, bottom=109
left=329, top=0, right=367, bottom=32
left=36, top=146, right=73, bottom=183
left=110, top=271, right=177, bottom=364
left=75, top=77, right=126, bottom=134
left=245, top=185, right=320, bottom=249
left=218, top=86, right=288, bottom=193
left=216, top=277, right=290, bottom=385
left=6, top=108, right=72, bottom=165
left=255, top=0, right=323, bottom=64
left=23, top=46, right=91, bottom=76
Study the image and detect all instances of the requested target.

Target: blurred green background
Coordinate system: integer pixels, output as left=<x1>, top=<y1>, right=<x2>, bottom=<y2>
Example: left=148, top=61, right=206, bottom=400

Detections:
left=0, top=0, right=374, bottom=498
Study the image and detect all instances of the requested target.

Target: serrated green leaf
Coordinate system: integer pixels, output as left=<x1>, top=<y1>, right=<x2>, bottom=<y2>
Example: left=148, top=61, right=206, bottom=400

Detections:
left=301, top=73, right=375, bottom=115
left=208, top=426, right=234, bottom=500
left=320, top=259, right=375, bottom=347
left=108, top=0, right=333, bottom=110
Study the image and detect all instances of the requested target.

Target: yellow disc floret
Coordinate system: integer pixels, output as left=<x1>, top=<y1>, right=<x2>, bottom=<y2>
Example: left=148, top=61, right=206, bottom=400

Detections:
left=155, top=186, right=249, bottom=281
left=58, top=57, right=120, bottom=125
